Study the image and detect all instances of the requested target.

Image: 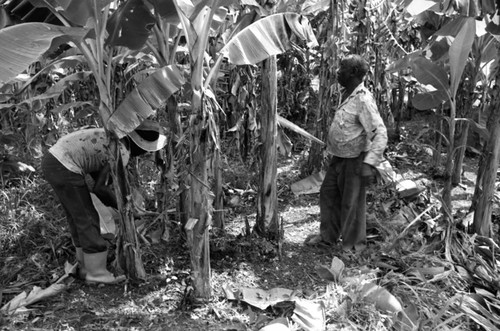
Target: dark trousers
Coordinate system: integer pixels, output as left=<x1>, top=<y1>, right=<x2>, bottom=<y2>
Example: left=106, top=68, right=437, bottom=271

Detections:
left=41, top=153, right=107, bottom=254
left=319, top=154, right=366, bottom=249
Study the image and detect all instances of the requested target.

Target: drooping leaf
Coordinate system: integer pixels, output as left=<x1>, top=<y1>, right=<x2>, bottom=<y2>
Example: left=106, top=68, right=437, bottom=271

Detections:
left=277, top=115, right=324, bottom=145
left=221, top=13, right=318, bottom=65
left=107, top=65, right=185, bottom=138
left=18, top=55, right=86, bottom=92
left=106, top=0, right=156, bottom=50
left=0, top=23, right=89, bottom=84
left=449, top=17, right=475, bottom=99
left=410, top=56, right=450, bottom=98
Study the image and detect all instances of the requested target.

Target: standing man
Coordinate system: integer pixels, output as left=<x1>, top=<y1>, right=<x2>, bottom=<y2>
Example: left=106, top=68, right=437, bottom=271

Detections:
left=306, top=54, right=387, bottom=252
left=41, top=120, right=167, bottom=284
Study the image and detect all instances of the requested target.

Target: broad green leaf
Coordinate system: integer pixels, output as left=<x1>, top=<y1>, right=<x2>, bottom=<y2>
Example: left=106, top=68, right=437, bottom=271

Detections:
left=106, top=0, right=155, bottom=50
left=173, top=0, right=198, bottom=57
left=423, top=36, right=452, bottom=62
left=449, top=17, right=475, bottom=99
left=410, top=56, right=450, bottom=97
left=107, top=65, right=185, bottom=138
left=412, top=90, right=447, bottom=110
left=221, top=13, right=318, bottom=65
left=29, top=0, right=112, bottom=27
left=18, top=55, right=85, bottom=93
left=475, top=34, right=498, bottom=65
left=148, top=0, right=179, bottom=24
left=0, top=23, right=89, bottom=84
left=434, top=16, right=470, bottom=37
left=386, top=51, right=421, bottom=73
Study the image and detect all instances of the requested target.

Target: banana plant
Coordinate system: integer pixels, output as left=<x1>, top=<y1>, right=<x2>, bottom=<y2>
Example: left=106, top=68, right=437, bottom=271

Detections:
left=0, top=0, right=185, bottom=279
left=164, top=0, right=317, bottom=297
left=401, top=17, right=476, bottom=215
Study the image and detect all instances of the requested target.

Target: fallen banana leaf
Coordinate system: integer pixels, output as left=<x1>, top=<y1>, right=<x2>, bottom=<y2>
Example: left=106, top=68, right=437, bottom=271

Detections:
left=360, top=282, right=403, bottom=313
left=290, top=171, right=325, bottom=196
left=291, top=299, right=325, bottom=331
left=240, top=287, right=296, bottom=310
left=1, top=261, right=76, bottom=314
left=259, top=317, right=289, bottom=331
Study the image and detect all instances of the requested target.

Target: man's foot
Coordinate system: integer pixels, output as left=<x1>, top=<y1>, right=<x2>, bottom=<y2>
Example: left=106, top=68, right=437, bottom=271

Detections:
left=86, top=273, right=126, bottom=286
left=304, top=234, right=333, bottom=248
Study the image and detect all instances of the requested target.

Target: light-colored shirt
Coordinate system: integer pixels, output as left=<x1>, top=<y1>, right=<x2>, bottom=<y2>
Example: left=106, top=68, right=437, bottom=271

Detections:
left=49, top=128, right=129, bottom=175
left=327, top=83, right=387, bottom=167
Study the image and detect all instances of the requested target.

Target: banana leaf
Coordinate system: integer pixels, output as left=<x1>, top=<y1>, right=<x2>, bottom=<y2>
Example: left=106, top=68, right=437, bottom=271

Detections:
left=107, top=65, right=185, bottom=138
left=28, top=0, right=112, bottom=27
left=106, top=0, right=155, bottom=50
left=0, top=23, right=89, bottom=84
left=220, top=13, right=318, bottom=65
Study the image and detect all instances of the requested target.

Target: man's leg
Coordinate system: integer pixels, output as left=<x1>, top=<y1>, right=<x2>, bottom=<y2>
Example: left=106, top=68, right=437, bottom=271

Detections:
left=338, top=156, right=366, bottom=249
left=319, top=158, right=342, bottom=244
left=41, top=153, right=107, bottom=254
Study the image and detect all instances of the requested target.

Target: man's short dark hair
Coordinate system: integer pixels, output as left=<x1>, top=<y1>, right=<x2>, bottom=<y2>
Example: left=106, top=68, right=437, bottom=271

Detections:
left=341, top=55, right=369, bottom=78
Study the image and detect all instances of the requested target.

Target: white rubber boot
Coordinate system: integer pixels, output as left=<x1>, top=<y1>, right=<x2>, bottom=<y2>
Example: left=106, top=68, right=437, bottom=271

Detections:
left=83, top=251, right=126, bottom=285
left=75, top=247, right=87, bottom=279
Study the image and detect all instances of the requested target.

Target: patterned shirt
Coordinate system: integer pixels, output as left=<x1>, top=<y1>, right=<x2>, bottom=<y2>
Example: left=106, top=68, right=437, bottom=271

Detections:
left=327, top=83, right=387, bottom=167
left=49, top=128, right=130, bottom=175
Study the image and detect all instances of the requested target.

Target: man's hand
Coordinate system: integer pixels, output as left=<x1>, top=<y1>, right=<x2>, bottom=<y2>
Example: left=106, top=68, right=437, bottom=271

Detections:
left=360, top=163, right=378, bottom=187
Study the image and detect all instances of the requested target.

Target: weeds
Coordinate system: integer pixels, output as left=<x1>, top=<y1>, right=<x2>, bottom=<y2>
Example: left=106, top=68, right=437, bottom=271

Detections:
left=0, top=175, right=69, bottom=290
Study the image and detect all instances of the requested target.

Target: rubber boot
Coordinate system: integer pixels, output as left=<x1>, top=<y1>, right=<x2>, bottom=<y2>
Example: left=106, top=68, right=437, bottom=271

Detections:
left=75, top=247, right=87, bottom=279
left=83, top=251, right=126, bottom=285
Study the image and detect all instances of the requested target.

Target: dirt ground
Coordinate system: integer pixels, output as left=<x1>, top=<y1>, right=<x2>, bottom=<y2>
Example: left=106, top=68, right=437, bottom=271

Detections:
left=1, top=121, right=498, bottom=330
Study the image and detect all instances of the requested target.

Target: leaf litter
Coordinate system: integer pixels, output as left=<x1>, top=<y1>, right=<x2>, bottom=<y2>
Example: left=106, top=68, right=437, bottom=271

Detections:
left=1, top=140, right=500, bottom=330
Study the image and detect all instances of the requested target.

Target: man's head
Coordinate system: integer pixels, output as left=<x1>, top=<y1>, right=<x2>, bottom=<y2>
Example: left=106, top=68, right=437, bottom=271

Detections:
left=337, top=54, right=369, bottom=89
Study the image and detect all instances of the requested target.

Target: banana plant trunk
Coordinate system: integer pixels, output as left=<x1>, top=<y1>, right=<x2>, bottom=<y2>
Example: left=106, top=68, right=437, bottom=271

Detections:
left=442, top=102, right=456, bottom=216
left=452, top=121, right=469, bottom=185
left=110, top=139, right=147, bottom=279
left=472, top=92, right=500, bottom=236
left=186, top=90, right=211, bottom=299
left=306, top=0, right=337, bottom=175
left=99, top=83, right=146, bottom=280
left=254, top=56, right=279, bottom=238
